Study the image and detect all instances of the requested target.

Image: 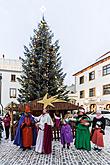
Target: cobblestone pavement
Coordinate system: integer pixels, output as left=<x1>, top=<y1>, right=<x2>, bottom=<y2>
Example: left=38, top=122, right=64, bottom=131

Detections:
left=0, top=127, right=110, bottom=165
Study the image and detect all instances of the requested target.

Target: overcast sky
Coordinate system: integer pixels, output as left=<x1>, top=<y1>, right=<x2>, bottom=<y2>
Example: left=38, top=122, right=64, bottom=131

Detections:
left=0, top=0, right=110, bottom=85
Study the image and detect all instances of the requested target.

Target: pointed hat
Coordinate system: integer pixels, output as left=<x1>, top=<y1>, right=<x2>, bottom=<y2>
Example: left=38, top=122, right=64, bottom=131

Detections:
left=25, top=104, right=31, bottom=113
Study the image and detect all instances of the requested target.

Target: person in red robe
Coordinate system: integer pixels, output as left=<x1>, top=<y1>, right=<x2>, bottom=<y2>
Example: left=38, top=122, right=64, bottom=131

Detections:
left=43, top=122, right=53, bottom=154
left=21, top=105, right=34, bottom=151
left=91, top=110, right=105, bottom=152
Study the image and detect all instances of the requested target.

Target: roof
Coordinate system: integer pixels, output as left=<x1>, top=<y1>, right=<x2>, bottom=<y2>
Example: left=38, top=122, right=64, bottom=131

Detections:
left=0, top=58, right=22, bottom=72
left=73, top=51, right=110, bottom=76
left=18, top=101, right=81, bottom=111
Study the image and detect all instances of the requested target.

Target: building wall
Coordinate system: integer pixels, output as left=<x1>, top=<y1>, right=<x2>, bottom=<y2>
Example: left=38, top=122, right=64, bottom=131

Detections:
left=0, top=58, right=22, bottom=110
left=74, top=54, right=110, bottom=111
left=66, top=84, right=77, bottom=104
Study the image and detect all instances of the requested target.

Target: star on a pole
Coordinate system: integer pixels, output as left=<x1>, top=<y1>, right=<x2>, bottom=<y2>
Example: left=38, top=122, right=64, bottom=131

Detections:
left=40, top=6, right=46, bottom=17
left=37, top=93, right=66, bottom=109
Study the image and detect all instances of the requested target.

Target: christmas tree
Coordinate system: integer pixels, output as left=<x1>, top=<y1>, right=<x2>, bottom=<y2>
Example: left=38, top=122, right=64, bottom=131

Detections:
left=18, top=17, right=68, bottom=103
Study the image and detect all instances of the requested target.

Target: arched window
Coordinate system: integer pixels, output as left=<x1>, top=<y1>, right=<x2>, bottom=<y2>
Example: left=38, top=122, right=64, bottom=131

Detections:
left=90, top=104, right=97, bottom=112
left=106, top=104, right=110, bottom=110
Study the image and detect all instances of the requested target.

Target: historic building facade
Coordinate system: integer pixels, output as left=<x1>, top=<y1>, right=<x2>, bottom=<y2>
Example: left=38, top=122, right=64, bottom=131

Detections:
left=73, top=51, right=110, bottom=112
left=66, top=84, right=77, bottom=104
left=0, top=56, right=22, bottom=114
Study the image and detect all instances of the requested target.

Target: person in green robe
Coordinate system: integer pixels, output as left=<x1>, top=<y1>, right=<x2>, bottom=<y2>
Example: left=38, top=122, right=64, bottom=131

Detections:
left=74, top=109, right=91, bottom=151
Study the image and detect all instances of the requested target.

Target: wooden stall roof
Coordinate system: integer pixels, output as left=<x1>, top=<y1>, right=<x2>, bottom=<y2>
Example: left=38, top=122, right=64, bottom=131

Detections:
left=5, top=100, right=83, bottom=112
left=32, top=102, right=79, bottom=111
left=18, top=101, right=82, bottom=112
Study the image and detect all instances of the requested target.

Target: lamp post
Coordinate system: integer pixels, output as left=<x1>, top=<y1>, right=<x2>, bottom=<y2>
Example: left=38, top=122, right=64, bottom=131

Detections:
left=10, top=102, right=17, bottom=141
left=9, top=102, right=14, bottom=141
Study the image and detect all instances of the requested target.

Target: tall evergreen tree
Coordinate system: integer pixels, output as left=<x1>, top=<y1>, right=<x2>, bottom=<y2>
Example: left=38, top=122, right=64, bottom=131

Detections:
left=18, top=17, right=68, bottom=103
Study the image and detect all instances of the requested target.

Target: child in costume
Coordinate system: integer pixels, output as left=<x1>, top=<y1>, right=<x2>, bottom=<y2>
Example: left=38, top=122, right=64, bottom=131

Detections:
left=60, top=115, right=73, bottom=149
left=54, top=112, right=61, bottom=141
left=91, top=110, right=105, bottom=152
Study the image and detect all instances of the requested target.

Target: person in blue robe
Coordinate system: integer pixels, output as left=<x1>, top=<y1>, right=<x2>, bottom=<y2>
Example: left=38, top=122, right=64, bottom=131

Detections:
left=14, top=112, right=37, bottom=148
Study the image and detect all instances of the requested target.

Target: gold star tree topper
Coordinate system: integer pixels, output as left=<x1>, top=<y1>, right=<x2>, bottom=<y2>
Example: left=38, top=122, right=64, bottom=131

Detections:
left=37, top=93, right=66, bottom=109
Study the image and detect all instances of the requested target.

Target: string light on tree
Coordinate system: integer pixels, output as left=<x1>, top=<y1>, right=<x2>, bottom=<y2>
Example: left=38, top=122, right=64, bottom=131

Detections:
left=17, top=16, right=69, bottom=103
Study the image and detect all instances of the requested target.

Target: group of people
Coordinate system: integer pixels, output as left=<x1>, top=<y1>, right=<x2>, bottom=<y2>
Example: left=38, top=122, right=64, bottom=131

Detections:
left=0, top=106, right=106, bottom=154
left=14, top=105, right=53, bottom=154
left=60, top=109, right=105, bottom=152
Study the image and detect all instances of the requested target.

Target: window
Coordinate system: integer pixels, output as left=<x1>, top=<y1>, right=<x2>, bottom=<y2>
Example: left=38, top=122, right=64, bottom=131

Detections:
left=90, top=104, right=97, bottom=112
left=79, top=76, right=84, bottom=84
left=80, top=90, right=85, bottom=98
left=89, top=88, right=95, bottom=97
left=11, top=74, right=16, bottom=82
left=103, top=84, right=110, bottom=95
left=89, top=71, right=95, bottom=81
left=10, top=88, right=16, bottom=98
left=106, top=104, right=110, bottom=110
left=103, top=64, right=110, bottom=76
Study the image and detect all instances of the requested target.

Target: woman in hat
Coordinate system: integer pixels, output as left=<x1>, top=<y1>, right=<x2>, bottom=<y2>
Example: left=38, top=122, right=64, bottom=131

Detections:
left=74, top=109, right=91, bottom=151
left=91, top=110, right=105, bottom=152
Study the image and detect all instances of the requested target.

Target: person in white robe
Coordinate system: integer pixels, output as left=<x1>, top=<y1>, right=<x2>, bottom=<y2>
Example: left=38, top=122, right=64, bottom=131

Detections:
left=34, top=108, right=54, bottom=154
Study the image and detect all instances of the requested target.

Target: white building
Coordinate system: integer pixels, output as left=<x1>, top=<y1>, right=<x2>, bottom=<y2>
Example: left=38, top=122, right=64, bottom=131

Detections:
left=73, top=51, right=110, bottom=112
left=0, top=57, right=22, bottom=113
left=66, top=84, right=77, bottom=104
